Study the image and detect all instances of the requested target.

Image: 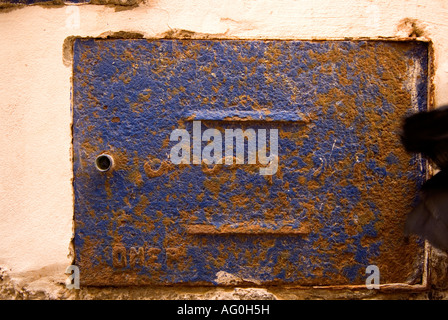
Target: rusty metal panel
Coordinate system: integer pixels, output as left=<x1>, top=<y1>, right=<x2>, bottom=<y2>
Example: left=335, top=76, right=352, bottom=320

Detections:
left=72, top=39, right=429, bottom=286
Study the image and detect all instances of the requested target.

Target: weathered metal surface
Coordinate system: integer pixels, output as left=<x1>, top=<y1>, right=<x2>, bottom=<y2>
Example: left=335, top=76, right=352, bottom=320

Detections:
left=73, top=39, right=429, bottom=286
left=0, top=0, right=135, bottom=5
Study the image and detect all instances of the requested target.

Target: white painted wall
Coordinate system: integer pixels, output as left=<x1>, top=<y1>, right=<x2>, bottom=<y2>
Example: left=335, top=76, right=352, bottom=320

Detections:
left=1, top=0, right=448, bottom=277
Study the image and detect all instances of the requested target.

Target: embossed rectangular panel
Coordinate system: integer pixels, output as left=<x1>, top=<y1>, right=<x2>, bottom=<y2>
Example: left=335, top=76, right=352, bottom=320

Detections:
left=73, top=39, right=429, bottom=286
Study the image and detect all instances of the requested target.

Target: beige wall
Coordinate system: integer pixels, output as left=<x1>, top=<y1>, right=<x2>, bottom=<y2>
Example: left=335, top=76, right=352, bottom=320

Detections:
left=1, top=0, right=448, bottom=299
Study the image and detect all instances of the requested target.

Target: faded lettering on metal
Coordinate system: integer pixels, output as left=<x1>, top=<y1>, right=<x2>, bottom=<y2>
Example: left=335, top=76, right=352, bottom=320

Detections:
left=73, top=39, right=429, bottom=286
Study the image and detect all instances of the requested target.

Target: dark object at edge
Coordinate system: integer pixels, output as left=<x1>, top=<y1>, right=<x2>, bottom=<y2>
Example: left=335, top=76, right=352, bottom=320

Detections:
left=402, top=105, right=448, bottom=251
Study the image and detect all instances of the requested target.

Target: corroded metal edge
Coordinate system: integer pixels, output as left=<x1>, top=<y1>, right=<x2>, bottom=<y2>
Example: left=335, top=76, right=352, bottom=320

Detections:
left=185, top=224, right=310, bottom=235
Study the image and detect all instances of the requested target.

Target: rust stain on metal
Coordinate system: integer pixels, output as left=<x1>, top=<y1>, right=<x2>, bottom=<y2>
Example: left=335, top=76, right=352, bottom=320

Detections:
left=73, top=38, right=430, bottom=287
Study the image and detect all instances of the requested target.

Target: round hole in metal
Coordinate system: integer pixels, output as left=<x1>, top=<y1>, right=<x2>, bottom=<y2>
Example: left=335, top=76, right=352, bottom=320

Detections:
left=95, top=154, right=113, bottom=172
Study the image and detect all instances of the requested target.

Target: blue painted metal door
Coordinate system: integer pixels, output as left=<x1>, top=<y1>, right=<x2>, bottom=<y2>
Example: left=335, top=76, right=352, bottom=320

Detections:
left=73, top=39, right=428, bottom=286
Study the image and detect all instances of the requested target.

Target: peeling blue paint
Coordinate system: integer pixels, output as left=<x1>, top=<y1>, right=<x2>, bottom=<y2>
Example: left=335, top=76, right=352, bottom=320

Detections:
left=73, top=39, right=428, bottom=286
